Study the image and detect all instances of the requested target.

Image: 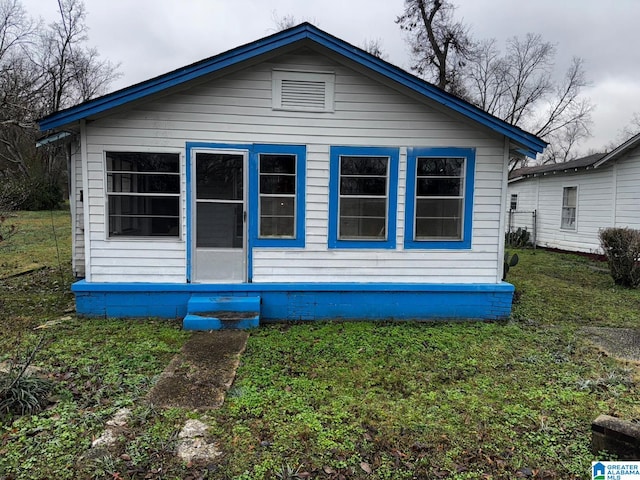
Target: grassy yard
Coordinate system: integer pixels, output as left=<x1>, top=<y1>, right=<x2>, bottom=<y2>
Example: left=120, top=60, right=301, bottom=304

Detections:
left=0, top=210, right=639, bottom=479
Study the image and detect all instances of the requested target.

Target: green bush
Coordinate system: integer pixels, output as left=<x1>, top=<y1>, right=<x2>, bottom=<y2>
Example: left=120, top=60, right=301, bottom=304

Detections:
left=506, top=227, right=531, bottom=248
left=0, top=176, right=63, bottom=211
left=599, top=227, right=640, bottom=288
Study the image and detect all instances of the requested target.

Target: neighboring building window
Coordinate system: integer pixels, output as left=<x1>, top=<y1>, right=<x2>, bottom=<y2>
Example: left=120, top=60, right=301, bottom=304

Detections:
left=510, top=194, right=518, bottom=211
left=561, top=186, right=577, bottom=230
left=259, top=153, right=296, bottom=238
left=249, top=144, right=306, bottom=248
left=106, top=152, right=180, bottom=237
left=329, top=146, right=399, bottom=249
left=404, top=147, right=475, bottom=250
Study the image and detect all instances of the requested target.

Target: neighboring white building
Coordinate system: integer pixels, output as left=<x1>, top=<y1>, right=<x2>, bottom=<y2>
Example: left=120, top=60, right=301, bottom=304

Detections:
left=38, top=24, right=546, bottom=326
left=508, top=133, right=640, bottom=253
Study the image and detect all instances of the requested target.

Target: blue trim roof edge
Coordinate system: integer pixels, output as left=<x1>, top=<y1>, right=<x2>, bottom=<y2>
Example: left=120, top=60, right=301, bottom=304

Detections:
left=39, top=23, right=546, bottom=156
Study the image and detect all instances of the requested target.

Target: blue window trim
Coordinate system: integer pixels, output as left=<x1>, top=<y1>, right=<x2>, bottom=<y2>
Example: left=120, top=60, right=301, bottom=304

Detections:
left=328, top=146, right=399, bottom=249
left=185, top=142, right=306, bottom=283
left=250, top=144, right=306, bottom=248
left=404, top=147, right=475, bottom=250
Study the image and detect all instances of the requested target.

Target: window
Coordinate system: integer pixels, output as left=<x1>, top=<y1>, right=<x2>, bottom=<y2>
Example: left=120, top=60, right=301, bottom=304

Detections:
left=404, top=147, right=475, bottom=249
left=510, top=194, right=518, bottom=211
left=106, top=152, right=180, bottom=237
left=329, top=146, right=399, bottom=249
left=561, top=186, right=577, bottom=230
left=249, top=144, right=306, bottom=247
left=272, top=70, right=335, bottom=112
left=259, top=153, right=296, bottom=238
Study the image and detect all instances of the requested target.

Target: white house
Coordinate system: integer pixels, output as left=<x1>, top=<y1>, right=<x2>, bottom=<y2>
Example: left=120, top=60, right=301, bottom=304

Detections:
left=508, top=133, right=640, bottom=253
left=38, top=24, right=546, bottom=328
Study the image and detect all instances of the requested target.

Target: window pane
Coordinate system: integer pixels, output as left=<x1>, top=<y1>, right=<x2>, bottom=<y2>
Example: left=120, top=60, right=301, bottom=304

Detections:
left=196, top=202, right=243, bottom=248
left=340, top=197, right=386, bottom=218
left=107, top=173, right=179, bottom=194
left=417, top=178, right=462, bottom=196
left=108, top=195, right=179, bottom=217
left=261, top=197, right=295, bottom=216
left=340, top=177, right=386, bottom=195
left=260, top=154, right=295, bottom=174
left=417, top=157, right=463, bottom=176
left=340, top=156, right=388, bottom=175
left=339, top=198, right=386, bottom=240
left=260, top=217, right=295, bottom=237
left=108, top=216, right=179, bottom=237
left=260, top=175, right=296, bottom=194
left=561, top=208, right=576, bottom=229
left=108, top=196, right=179, bottom=237
left=340, top=217, right=386, bottom=239
left=415, top=198, right=462, bottom=239
left=196, top=153, right=243, bottom=200
left=106, top=152, right=179, bottom=173
left=563, top=187, right=577, bottom=207
left=416, top=198, right=462, bottom=218
left=416, top=218, right=461, bottom=239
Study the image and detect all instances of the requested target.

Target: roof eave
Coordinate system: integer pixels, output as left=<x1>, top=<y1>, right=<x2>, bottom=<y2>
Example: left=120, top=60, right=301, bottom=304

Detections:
left=38, top=23, right=546, bottom=157
left=593, top=132, right=640, bottom=168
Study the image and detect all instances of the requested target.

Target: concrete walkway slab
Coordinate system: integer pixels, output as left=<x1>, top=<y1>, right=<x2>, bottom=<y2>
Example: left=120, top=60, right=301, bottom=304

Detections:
left=147, top=330, right=248, bottom=409
left=582, top=327, right=640, bottom=363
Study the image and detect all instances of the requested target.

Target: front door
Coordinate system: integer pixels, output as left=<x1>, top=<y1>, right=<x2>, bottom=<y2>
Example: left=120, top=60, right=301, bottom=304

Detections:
left=192, top=150, right=247, bottom=282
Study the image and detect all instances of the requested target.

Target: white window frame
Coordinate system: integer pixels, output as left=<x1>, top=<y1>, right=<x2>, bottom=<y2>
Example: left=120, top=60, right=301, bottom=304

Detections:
left=337, top=155, right=390, bottom=241
left=510, top=194, right=518, bottom=211
left=105, top=151, right=181, bottom=239
left=258, top=152, right=297, bottom=239
left=561, top=185, right=578, bottom=231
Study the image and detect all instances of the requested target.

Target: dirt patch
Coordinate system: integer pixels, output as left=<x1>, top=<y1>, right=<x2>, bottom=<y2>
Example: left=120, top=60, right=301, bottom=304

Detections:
left=147, top=330, right=248, bottom=409
left=582, top=326, right=640, bottom=363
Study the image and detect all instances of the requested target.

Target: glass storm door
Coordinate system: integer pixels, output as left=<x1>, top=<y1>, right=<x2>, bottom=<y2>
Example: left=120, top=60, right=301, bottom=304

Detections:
left=192, top=151, right=247, bottom=282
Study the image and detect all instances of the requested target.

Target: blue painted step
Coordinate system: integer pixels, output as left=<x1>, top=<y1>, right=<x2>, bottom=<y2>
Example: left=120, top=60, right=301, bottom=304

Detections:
left=183, top=295, right=260, bottom=330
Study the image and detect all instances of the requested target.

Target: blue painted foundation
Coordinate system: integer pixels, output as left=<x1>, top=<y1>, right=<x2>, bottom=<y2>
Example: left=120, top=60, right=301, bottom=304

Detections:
left=71, top=281, right=515, bottom=321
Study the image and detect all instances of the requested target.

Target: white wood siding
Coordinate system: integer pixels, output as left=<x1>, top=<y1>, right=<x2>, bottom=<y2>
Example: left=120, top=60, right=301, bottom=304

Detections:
left=81, top=49, right=509, bottom=284
left=615, top=146, right=640, bottom=229
left=505, top=178, right=538, bottom=235
left=70, top=142, right=85, bottom=277
left=508, top=159, right=640, bottom=253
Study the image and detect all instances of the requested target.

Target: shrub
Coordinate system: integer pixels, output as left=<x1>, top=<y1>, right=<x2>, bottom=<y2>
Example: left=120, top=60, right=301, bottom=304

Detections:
left=599, top=227, right=640, bottom=288
left=0, top=335, right=52, bottom=418
left=506, top=227, right=531, bottom=248
left=0, top=175, right=63, bottom=211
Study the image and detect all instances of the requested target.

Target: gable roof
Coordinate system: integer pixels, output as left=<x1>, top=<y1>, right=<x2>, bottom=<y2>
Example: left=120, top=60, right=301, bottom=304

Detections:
left=510, top=131, right=640, bottom=182
left=594, top=131, right=640, bottom=167
left=509, top=152, right=606, bottom=181
left=38, top=23, right=546, bottom=157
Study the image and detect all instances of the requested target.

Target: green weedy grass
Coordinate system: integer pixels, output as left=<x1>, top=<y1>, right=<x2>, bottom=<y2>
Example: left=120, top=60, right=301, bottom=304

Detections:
left=0, top=209, right=71, bottom=278
left=1, top=211, right=639, bottom=479
left=206, top=320, right=637, bottom=479
left=510, top=249, right=640, bottom=327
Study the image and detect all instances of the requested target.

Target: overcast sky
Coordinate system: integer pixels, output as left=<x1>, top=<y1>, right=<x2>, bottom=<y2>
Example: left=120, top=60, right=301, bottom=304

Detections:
left=24, top=0, right=640, bottom=154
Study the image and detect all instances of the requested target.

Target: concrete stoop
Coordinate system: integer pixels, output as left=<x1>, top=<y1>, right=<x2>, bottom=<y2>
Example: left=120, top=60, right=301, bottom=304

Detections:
left=183, top=295, right=260, bottom=330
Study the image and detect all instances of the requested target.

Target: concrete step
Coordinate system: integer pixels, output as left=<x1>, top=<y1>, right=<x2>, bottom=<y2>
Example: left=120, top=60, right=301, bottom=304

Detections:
left=183, top=295, right=260, bottom=330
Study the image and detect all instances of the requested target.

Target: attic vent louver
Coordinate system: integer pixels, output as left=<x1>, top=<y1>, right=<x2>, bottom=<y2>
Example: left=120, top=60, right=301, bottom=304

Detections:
left=273, top=70, right=335, bottom=112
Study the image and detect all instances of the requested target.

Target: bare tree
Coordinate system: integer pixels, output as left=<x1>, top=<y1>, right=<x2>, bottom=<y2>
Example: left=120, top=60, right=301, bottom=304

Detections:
left=0, top=0, right=119, bottom=208
left=37, top=0, right=119, bottom=113
left=0, top=0, right=35, bottom=63
left=396, top=0, right=474, bottom=95
left=361, top=38, right=387, bottom=59
left=397, top=1, right=593, bottom=167
left=270, top=11, right=319, bottom=32
left=608, top=112, right=640, bottom=149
